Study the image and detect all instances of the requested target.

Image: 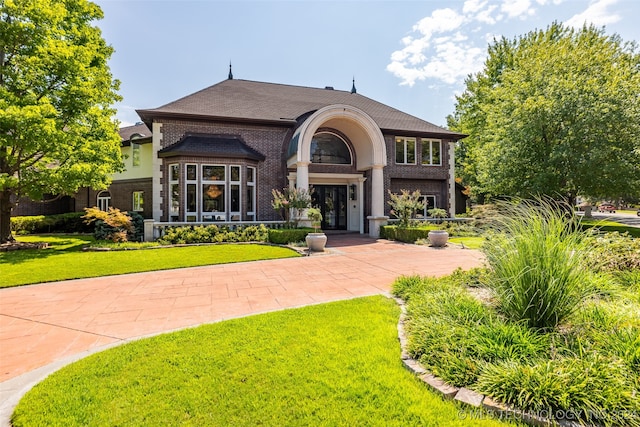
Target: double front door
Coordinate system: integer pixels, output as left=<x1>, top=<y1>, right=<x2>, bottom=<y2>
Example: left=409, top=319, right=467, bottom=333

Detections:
left=311, top=185, right=347, bottom=230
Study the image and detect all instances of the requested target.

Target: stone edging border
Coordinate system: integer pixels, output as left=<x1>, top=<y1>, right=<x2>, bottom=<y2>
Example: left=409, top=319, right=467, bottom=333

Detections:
left=393, top=296, right=585, bottom=427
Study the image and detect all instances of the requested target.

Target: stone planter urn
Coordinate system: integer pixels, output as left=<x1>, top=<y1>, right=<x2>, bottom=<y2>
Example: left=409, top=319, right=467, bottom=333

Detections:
left=428, top=230, right=449, bottom=247
left=306, top=233, right=327, bottom=252
left=305, top=207, right=326, bottom=252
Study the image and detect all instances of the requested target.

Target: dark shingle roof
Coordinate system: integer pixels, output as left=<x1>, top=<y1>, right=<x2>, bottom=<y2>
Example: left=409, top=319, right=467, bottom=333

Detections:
left=157, top=133, right=266, bottom=161
left=119, top=122, right=151, bottom=142
left=137, top=79, right=464, bottom=139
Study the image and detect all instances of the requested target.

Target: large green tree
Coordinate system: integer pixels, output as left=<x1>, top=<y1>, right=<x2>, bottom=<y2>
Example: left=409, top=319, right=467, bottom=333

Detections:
left=448, top=23, right=640, bottom=204
left=0, top=0, right=122, bottom=243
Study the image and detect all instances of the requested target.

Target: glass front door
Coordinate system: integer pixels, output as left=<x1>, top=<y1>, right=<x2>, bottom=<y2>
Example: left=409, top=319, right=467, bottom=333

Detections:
left=311, top=185, right=348, bottom=230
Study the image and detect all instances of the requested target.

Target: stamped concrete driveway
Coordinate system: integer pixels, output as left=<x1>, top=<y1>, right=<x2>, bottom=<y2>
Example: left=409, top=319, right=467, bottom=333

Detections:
left=0, top=234, right=484, bottom=423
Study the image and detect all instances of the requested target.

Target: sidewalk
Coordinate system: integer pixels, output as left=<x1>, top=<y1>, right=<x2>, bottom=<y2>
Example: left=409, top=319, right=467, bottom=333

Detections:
left=0, top=235, right=484, bottom=423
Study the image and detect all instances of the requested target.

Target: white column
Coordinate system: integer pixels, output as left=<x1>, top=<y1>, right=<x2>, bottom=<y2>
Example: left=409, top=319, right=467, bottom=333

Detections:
left=448, top=141, right=456, bottom=218
left=367, top=165, right=388, bottom=238
left=296, top=161, right=310, bottom=191
left=152, top=122, right=163, bottom=221
left=358, top=178, right=366, bottom=234
left=370, top=165, right=384, bottom=217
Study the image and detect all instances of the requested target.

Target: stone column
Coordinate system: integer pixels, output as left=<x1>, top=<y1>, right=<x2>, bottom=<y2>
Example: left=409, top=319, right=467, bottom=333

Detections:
left=367, top=165, right=388, bottom=238
left=152, top=122, right=163, bottom=221
left=448, top=141, right=456, bottom=218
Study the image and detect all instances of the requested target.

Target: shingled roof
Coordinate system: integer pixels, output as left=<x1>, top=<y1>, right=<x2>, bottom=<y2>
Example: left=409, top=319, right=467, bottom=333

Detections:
left=118, top=122, right=151, bottom=145
left=137, top=79, right=464, bottom=139
left=157, top=133, right=266, bottom=161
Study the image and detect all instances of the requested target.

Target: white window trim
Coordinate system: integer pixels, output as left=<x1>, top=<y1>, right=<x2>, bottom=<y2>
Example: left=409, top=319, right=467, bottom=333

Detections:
left=395, top=137, right=416, bottom=165
left=247, top=166, right=256, bottom=220
left=132, top=143, right=141, bottom=167
left=132, top=191, right=144, bottom=212
left=201, top=164, right=226, bottom=222
left=97, top=191, right=111, bottom=211
left=229, top=165, right=241, bottom=221
left=185, top=163, right=198, bottom=221
left=421, top=138, right=442, bottom=166
left=169, top=164, right=179, bottom=220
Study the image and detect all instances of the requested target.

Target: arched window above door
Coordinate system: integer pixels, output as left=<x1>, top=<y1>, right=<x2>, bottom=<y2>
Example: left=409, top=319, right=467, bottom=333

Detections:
left=310, top=132, right=351, bottom=164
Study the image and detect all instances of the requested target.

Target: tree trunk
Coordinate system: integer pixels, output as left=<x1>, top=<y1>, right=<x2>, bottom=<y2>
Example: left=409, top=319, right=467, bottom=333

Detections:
left=0, top=190, right=16, bottom=244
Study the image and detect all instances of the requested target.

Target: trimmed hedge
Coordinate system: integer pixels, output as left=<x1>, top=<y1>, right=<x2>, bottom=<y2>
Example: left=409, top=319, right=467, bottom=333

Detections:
left=268, top=228, right=313, bottom=244
left=10, top=212, right=91, bottom=234
left=380, top=225, right=437, bottom=243
left=157, top=224, right=270, bottom=245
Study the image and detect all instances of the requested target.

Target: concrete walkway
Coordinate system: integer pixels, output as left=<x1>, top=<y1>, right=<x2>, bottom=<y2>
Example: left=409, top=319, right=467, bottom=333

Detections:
left=0, top=235, right=484, bottom=424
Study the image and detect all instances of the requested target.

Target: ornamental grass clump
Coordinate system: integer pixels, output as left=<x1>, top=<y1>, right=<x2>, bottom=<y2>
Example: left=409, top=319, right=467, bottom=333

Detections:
left=483, top=199, right=597, bottom=330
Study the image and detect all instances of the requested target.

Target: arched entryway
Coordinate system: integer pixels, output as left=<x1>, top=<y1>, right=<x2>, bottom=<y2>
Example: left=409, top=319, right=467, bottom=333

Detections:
left=287, top=104, right=388, bottom=237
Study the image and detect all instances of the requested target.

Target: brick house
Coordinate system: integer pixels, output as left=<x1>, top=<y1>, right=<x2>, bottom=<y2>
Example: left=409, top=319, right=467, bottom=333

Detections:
left=17, top=76, right=466, bottom=237
left=128, top=76, right=465, bottom=237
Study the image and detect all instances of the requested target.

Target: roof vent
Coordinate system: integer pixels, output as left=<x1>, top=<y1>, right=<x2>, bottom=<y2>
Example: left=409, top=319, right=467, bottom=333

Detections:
left=324, top=86, right=334, bottom=90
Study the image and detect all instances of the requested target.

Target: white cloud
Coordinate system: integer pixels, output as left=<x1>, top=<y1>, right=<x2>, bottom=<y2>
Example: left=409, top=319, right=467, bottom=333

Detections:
left=565, top=0, right=621, bottom=28
left=475, top=4, right=499, bottom=24
left=413, top=8, right=465, bottom=39
left=500, top=0, right=535, bottom=19
left=463, top=0, right=489, bottom=14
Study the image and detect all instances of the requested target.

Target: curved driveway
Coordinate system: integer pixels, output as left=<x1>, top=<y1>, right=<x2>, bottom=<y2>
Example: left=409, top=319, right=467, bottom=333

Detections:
left=0, top=235, right=484, bottom=424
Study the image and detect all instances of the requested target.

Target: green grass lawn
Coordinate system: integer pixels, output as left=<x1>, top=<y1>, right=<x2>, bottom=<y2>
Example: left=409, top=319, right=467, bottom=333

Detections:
left=0, top=235, right=299, bottom=288
left=580, top=218, right=640, bottom=237
left=12, top=296, right=517, bottom=427
left=448, top=236, right=485, bottom=249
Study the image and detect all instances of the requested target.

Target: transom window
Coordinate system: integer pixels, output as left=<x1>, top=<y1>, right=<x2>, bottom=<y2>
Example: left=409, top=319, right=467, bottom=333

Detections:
left=422, top=139, right=441, bottom=166
left=395, top=137, right=416, bottom=164
left=310, top=132, right=351, bottom=164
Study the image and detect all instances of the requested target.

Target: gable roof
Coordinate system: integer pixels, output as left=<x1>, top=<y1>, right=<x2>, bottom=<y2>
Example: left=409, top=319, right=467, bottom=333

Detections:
left=157, top=133, right=266, bottom=161
left=137, top=79, right=464, bottom=139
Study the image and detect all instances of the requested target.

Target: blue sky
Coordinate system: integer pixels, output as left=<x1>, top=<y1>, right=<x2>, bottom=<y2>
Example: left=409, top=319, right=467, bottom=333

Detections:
left=93, top=0, right=640, bottom=128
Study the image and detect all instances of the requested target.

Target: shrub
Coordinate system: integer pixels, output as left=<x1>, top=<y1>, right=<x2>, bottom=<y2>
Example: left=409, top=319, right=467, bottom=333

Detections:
left=11, top=212, right=90, bottom=234
left=585, top=231, right=640, bottom=272
left=482, top=199, right=599, bottom=330
left=476, top=355, right=640, bottom=426
left=268, top=228, right=312, bottom=245
left=388, top=189, right=425, bottom=228
left=381, top=225, right=434, bottom=243
left=84, top=207, right=134, bottom=243
left=157, top=224, right=269, bottom=245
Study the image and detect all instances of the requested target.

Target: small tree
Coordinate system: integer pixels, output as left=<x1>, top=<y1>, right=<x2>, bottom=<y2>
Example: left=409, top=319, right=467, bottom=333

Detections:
left=388, top=189, right=425, bottom=228
left=306, top=208, right=323, bottom=233
left=271, top=187, right=312, bottom=227
left=427, top=208, right=448, bottom=224
left=83, top=207, right=133, bottom=242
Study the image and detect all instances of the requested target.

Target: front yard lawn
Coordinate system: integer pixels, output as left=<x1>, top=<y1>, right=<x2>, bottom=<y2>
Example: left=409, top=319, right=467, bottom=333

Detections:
left=0, top=235, right=299, bottom=288
left=12, top=296, right=517, bottom=427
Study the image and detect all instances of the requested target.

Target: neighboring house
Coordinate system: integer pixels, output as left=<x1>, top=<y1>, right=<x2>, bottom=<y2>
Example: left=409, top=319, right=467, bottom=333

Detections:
left=72, top=122, right=154, bottom=219
left=11, top=123, right=152, bottom=218
left=16, top=75, right=467, bottom=237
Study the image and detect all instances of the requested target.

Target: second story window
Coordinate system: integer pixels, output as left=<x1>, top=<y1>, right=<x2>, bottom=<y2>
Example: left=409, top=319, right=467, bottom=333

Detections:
left=421, top=139, right=442, bottom=166
left=395, top=137, right=416, bottom=164
left=132, top=143, right=141, bottom=167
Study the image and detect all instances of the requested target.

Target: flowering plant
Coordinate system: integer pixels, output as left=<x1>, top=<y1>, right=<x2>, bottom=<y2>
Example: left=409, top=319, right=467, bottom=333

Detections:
left=272, top=187, right=312, bottom=227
